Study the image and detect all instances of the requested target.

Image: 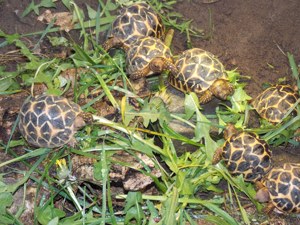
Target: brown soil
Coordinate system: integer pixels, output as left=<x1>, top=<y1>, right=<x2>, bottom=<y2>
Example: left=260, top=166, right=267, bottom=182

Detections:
left=1, top=0, right=300, bottom=224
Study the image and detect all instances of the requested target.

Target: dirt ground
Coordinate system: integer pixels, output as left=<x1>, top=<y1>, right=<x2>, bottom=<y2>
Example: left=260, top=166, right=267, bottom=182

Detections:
left=1, top=0, right=300, bottom=224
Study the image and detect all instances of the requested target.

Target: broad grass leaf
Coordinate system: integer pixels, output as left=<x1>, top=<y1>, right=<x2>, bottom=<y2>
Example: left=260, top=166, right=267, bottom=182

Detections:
left=0, top=192, right=13, bottom=214
left=124, top=192, right=144, bottom=224
left=0, top=214, right=15, bottom=225
left=161, top=189, right=178, bottom=225
left=0, top=77, right=13, bottom=92
left=86, top=4, right=97, bottom=19
left=37, top=205, right=66, bottom=225
left=48, top=217, right=59, bottom=225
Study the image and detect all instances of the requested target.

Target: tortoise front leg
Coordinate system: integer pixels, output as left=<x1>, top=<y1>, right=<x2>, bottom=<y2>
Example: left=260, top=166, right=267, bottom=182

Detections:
left=102, top=37, right=124, bottom=52
left=198, top=89, right=213, bottom=104
left=130, top=77, right=151, bottom=97
left=129, top=67, right=151, bottom=80
left=263, top=202, right=275, bottom=214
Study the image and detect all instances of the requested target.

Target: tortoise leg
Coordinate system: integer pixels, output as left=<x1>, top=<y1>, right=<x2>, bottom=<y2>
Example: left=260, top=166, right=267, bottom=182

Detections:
left=102, top=37, right=123, bottom=52
left=198, top=90, right=213, bottom=104
left=130, top=67, right=151, bottom=80
left=130, top=77, right=151, bottom=97
left=263, top=202, right=275, bottom=214
left=212, top=147, right=223, bottom=165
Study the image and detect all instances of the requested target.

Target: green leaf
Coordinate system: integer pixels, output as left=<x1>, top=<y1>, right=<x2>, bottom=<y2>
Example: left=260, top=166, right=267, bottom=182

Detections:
left=131, top=137, right=155, bottom=156
left=0, top=77, right=13, bottom=92
left=47, top=217, right=59, bottom=225
left=21, top=1, right=36, bottom=17
left=86, top=4, right=97, bottom=19
left=62, top=0, right=71, bottom=10
left=184, top=94, right=218, bottom=161
left=124, top=192, right=144, bottom=224
left=161, top=188, right=178, bottom=225
left=37, top=205, right=66, bottom=225
left=0, top=214, right=15, bottom=225
left=93, top=161, right=103, bottom=180
left=229, top=86, right=252, bottom=113
left=39, top=0, right=56, bottom=8
left=0, top=192, right=13, bottom=214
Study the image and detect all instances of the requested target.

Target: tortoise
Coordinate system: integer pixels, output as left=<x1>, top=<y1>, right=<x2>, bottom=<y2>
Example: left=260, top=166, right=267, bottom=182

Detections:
left=168, top=48, right=234, bottom=104
left=125, top=36, right=176, bottom=80
left=256, top=163, right=300, bottom=214
left=213, top=124, right=272, bottom=182
left=19, top=95, right=92, bottom=148
left=252, top=84, right=299, bottom=124
left=102, top=3, right=165, bottom=52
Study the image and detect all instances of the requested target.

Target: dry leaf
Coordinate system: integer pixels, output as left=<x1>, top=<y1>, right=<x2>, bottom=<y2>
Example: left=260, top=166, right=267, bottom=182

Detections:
left=37, top=10, right=74, bottom=32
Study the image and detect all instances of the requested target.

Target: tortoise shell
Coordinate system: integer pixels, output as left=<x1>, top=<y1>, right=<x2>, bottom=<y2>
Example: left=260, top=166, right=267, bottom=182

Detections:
left=263, top=163, right=300, bottom=213
left=125, top=36, right=173, bottom=79
left=221, top=131, right=272, bottom=182
left=252, top=85, right=299, bottom=123
left=19, top=95, right=82, bottom=148
left=168, top=48, right=233, bottom=103
left=103, top=3, right=164, bottom=51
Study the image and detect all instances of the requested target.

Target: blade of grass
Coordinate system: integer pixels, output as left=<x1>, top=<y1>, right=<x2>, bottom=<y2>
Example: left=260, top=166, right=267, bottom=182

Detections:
left=92, top=69, right=120, bottom=110
left=287, top=52, right=300, bottom=88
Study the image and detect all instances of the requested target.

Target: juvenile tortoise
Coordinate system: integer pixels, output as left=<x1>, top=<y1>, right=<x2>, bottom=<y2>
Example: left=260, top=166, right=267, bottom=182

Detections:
left=213, top=124, right=272, bottom=182
left=19, top=95, right=92, bottom=148
left=125, top=36, right=176, bottom=80
left=103, top=3, right=165, bottom=52
left=252, top=84, right=299, bottom=124
left=125, top=36, right=177, bottom=95
left=168, top=48, right=234, bottom=104
left=256, top=163, right=300, bottom=214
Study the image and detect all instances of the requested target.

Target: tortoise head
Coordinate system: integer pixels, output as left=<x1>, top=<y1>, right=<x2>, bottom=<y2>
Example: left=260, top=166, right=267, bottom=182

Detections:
left=223, top=123, right=238, bottom=139
left=255, top=185, right=270, bottom=203
left=149, top=57, right=178, bottom=74
left=210, top=79, right=234, bottom=100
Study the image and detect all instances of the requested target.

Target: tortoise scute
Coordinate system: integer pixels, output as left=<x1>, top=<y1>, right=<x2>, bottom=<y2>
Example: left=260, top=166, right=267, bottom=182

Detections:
left=237, top=161, right=251, bottom=172
left=260, top=155, right=271, bottom=168
left=273, top=198, right=294, bottom=211
left=280, top=172, right=292, bottom=183
left=52, top=117, right=66, bottom=130
left=230, top=150, right=243, bottom=161
left=278, top=182, right=291, bottom=196
left=291, top=188, right=300, bottom=205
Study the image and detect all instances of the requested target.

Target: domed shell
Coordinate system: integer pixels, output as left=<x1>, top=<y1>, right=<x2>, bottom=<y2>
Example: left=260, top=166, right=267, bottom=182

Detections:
left=170, top=48, right=227, bottom=93
left=19, top=95, right=82, bottom=148
left=264, top=163, right=300, bottom=213
left=222, top=132, right=272, bottom=182
left=252, top=85, right=299, bottom=123
left=104, top=3, right=164, bottom=51
left=125, top=36, right=172, bottom=77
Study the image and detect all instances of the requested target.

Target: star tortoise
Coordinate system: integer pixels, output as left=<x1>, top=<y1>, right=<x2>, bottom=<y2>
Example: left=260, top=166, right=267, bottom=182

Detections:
left=168, top=48, right=234, bottom=104
left=19, top=95, right=91, bottom=148
left=256, top=163, right=300, bottom=214
left=125, top=36, right=176, bottom=80
left=213, top=124, right=272, bottom=182
left=103, top=2, right=165, bottom=52
left=252, top=84, right=299, bottom=123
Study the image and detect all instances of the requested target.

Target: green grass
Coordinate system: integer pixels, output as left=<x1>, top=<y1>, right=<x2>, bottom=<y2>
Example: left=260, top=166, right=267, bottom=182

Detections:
left=0, top=0, right=300, bottom=225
